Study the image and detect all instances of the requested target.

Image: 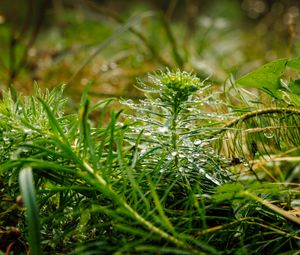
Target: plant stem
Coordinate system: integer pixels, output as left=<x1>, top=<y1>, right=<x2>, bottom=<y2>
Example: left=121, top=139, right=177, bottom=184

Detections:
left=222, top=107, right=300, bottom=131
left=171, top=104, right=180, bottom=167
left=160, top=14, right=184, bottom=68
left=242, top=190, right=300, bottom=225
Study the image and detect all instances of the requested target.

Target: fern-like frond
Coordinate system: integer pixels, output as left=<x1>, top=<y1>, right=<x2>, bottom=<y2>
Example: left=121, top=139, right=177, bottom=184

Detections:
left=215, top=106, right=300, bottom=160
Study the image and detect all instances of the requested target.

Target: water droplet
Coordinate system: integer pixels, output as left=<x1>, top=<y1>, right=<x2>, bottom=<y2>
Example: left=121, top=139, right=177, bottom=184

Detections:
left=205, top=173, right=221, bottom=185
left=201, top=141, right=209, bottom=147
left=194, top=139, right=202, bottom=146
left=178, top=153, right=185, bottom=159
left=207, top=148, right=215, bottom=154
left=123, top=99, right=134, bottom=105
left=243, top=162, right=249, bottom=168
left=198, top=158, right=207, bottom=163
left=171, top=152, right=177, bottom=157
left=101, top=64, right=109, bottom=72
left=3, top=136, right=9, bottom=142
left=23, top=128, right=32, bottom=134
left=166, top=155, right=173, bottom=160
left=157, top=126, right=168, bottom=133
left=198, top=167, right=205, bottom=174
left=264, top=130, right=274, bottom=139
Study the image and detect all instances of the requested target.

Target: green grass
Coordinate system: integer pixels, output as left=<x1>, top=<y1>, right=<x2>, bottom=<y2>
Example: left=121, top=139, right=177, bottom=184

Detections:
left=0, top=68, right=300, bottom=254
left=1, top=1, right=300, bottom=254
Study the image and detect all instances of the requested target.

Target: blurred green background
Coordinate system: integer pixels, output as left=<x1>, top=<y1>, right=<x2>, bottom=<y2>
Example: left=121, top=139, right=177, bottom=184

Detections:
left=0, top=0, right=299, bottom=103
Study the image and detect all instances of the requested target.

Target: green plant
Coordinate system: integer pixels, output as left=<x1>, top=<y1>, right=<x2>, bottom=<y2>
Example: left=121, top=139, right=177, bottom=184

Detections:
left=0, top=67, right=299, bottom=254
left=0, top=78, right=217, bottom=254
left=217, top=58, right=300, bottom=161
left=122, top=69, right=232, bottom=190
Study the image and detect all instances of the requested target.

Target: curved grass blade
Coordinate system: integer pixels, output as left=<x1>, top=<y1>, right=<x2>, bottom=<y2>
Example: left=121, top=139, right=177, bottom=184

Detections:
left=19, top=167, right=41, bottom=255
left=37, top=97, right=68, bottom=144
left=147, top=175, right=175, bottom=233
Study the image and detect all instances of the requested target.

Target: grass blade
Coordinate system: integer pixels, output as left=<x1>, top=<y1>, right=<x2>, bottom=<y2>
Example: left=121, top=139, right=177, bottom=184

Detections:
left=19, top=167, right=41, bottom=255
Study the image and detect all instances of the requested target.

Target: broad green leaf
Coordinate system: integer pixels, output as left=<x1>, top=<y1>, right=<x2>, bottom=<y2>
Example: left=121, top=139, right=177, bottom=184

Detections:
left=237, top=59, right=288, bottom=90
left=287, top=56, right=300, bottom=72
left=289, top=79, right=300, bottom=95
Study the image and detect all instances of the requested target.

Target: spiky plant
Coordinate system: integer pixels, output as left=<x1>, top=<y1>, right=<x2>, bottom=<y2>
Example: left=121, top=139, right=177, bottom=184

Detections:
left=122, top=69, right=232, bottom=192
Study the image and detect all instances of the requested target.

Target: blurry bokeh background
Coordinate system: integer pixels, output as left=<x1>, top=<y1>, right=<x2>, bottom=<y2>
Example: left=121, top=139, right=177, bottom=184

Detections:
left=0, top=0, right=299, bottom=104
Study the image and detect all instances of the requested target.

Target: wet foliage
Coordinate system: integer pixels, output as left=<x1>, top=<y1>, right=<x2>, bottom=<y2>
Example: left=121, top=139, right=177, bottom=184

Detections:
left=0, top=1, right=300, bottom=254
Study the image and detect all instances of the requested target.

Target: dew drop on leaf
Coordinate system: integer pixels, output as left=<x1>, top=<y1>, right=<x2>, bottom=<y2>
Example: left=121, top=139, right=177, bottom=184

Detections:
left=178, top=153, right=185, bottom=158
left=205, top=173, right=221, bottom=185
left=264, top=130, right=274, bottom=139
left=157, top=126, right=168, bottom=133
left=194, top=139, right=202, bottom=146
left=3, top=136, right=9, bottom=142
left=171, top=151, right=177, bottom=157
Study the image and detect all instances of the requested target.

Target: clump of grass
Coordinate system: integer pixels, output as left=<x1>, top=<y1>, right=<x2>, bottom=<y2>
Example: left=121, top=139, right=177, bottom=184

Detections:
left=0, top=69, right=299, bottom=254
